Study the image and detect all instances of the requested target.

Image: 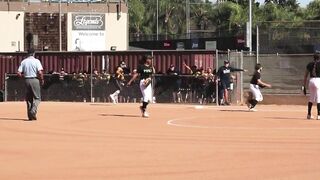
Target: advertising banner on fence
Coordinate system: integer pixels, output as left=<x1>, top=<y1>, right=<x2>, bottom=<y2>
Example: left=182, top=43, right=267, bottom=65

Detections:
left=69, top=13, right=106, bottom=51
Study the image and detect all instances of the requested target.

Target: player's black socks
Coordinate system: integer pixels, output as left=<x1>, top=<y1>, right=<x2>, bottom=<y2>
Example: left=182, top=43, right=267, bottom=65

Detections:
left=248, top=99, right=258, bottom=108
left=142, top=101, right=148, bottom=110
left=317, top=103, right=320, bottom=115
left=308, top=102, right=313, bottom=115
left=250, top=100, right=258, bottom=108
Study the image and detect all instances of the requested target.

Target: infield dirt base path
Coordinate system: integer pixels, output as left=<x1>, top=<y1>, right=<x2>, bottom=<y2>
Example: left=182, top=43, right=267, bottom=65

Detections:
left=1, top=102, right=320, bottom=180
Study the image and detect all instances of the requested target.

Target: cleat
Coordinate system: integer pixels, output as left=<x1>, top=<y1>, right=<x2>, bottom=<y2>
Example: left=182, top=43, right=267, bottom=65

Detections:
left=317, top=116, right=320, bottom=120
left=249, top=108, right=257, bottom=112
left=224, top=102, right=231, bottom=106
left=142, top=112, right=149, bottom=118
left=307, top=115, right=314, bottom=120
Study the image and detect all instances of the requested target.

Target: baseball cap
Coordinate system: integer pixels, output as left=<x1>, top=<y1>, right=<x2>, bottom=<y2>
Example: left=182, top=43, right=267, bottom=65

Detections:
left=224, top=60, right=230, bottom=64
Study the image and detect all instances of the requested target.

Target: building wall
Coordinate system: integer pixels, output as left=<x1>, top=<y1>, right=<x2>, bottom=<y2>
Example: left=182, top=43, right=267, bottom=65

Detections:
left=0, top=11, right=24, bottom=52
left=105, top=13, right=128, bottom=51
left=0, top=2, right=128, bottom=52
left=25, top=13, right=67, bottom=51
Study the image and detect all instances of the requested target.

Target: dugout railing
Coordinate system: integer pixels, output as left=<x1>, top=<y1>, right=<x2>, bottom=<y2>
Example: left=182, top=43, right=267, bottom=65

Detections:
left=3, top=51, right=316, bottom=103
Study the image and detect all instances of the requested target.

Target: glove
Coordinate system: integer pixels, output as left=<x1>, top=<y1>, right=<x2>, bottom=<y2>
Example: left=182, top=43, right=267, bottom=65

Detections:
left=302, top=86, right=307, bottom=95
left=143, top=78, right=152, bottom=87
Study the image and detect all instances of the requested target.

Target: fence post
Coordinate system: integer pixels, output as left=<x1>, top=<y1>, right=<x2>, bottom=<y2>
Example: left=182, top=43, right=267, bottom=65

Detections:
left=4, top=73, right=7, bottom=102
left=151, top=50, right=155, bottom=103
left=106, top=55, right=110, bottom=73
left=90, top=52, right=93, bottom=103
left=102, top=55, right=105, bottom=71
left=256, top=25, right=259, bottom=64
left=215, top=50, right=219, bottom=106
left=240, top=50, right=244, bottom=104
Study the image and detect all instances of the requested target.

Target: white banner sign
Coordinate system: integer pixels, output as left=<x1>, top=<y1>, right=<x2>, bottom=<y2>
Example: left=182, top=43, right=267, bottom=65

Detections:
left=72, top=31, right=105, bottom=51
left=71, top=13, right=106, bottom=51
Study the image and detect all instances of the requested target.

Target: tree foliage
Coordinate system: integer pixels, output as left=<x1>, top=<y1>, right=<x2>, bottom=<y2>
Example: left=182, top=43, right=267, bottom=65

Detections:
left=127, top=0, right=320, bottom=38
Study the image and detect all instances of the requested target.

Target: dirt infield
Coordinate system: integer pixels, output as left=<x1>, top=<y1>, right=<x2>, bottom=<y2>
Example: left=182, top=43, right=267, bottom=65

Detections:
left=1, top=102, right=320, bottom=180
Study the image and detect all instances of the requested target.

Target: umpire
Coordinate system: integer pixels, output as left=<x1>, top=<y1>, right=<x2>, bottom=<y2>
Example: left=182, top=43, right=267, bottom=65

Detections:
left=17, top=48, right=44, bottom=121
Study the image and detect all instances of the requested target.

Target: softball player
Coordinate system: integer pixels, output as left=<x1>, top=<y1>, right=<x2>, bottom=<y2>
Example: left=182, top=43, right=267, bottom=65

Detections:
left=247, top=63, right=271, bottom=111
left=109, top=66, right=125, bottom=104
left=303, top=52, right=320, bottom=119
left=127, top=55, right=155, bottom=118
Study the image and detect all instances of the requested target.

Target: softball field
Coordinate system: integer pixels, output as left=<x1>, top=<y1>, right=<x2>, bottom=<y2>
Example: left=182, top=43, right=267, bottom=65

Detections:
left=1, top=102, right=320, bottom=180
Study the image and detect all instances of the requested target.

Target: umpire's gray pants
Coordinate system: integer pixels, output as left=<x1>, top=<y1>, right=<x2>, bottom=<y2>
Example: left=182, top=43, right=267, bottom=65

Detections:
left=25, top=78, right=41, bottom=119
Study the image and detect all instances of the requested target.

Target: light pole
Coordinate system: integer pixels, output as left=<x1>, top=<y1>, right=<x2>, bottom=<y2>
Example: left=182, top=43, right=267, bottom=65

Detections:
left=156, top=0, right=159, bottom=40
left=249, top=0, right=252, bottom=53
left=186, top=0, right=190, bottom=39
left=59, top=0, right=62, bottom=52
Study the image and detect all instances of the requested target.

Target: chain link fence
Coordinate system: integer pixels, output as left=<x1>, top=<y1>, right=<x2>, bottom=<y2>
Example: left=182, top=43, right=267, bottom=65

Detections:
left=3, top=50, right=246, bottom=105
left=242, top=54, right=313, bottom=95
left=3, top=51, right=314, bottom=103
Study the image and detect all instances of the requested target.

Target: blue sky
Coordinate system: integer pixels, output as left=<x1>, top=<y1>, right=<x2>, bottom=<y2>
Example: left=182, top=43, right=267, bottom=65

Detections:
left=256, top=0, right=310, bottom=7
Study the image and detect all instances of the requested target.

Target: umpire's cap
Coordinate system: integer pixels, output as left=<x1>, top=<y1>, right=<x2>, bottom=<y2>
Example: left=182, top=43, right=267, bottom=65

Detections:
left=27, top=48, right=35, bottom=56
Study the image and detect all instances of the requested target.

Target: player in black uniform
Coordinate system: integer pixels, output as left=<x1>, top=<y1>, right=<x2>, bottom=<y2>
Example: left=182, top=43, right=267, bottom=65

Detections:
left=247, top=63, right=271, bottom=111
left=216, top=60, right=246, bottom=105
left=109, top=65, right=125, bottom=104
left=127, top=55, right=155, bottom=118
left=303, top=52, right=320, bottom=119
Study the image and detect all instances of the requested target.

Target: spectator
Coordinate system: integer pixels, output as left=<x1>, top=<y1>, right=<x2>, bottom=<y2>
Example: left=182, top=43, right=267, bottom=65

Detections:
left=167, top=64, right=179, bottom=75
left=59, top=67, right=68, bottom=81
left=167, top=64, right=182, bottom=103
left=203, top=67, right=216, bottom=103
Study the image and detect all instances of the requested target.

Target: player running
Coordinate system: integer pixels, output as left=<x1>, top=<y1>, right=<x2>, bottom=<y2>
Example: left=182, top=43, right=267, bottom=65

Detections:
left=247, top=63, right=271, bottom=111
left=303, top=52, right=320, bottom=120
left=127, top=55, right=155, bottom=118
left=109, top=64, right=125, bottom=104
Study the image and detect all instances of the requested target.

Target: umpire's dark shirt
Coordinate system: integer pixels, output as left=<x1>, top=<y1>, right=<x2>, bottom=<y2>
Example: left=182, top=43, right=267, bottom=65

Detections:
left=217, top=66, right=244, bottom=83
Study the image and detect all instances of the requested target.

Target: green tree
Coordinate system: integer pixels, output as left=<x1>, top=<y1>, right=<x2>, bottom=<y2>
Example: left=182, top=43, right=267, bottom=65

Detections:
left=128, top=0, right=146, bottom=37
left=208, top=2, right=246, bottom=35
left=190, top=1, right=213, bottom=30
left=304, top=0, right=320, bottom=20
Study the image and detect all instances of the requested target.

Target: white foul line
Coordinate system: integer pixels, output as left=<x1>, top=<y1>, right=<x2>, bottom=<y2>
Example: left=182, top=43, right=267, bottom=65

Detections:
left=167, top=117, right=320, bottom=130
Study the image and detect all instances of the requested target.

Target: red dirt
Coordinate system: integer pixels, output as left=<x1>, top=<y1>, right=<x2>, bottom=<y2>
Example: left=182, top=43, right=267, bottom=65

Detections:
left=1, top=102, right=320, bottom=180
